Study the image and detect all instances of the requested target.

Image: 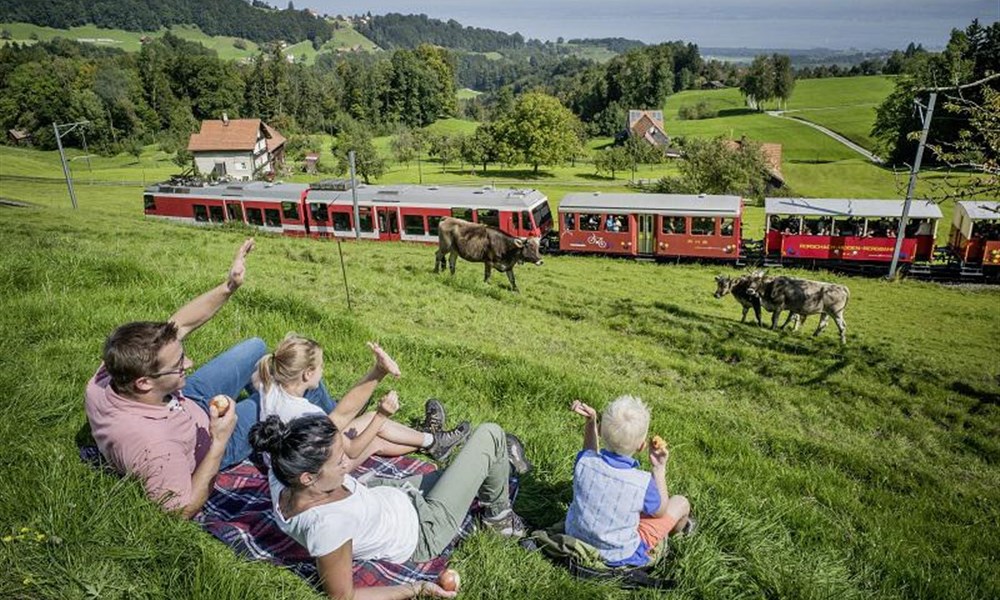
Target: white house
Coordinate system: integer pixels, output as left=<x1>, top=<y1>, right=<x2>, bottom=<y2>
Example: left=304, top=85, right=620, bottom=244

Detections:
left=187, top=114, right=286, bottom=181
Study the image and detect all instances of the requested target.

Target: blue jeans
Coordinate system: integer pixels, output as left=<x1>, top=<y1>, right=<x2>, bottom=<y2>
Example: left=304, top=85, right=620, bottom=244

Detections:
left=184, top=337, right=336, bottom=468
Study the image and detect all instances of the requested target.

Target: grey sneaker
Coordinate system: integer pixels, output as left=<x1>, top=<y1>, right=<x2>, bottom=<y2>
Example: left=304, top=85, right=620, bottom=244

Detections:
left=482, top=508, right=527, bottom=539
left=505, top=433, right=533, bottom=476
left=422, top=398, right=446, bottom=433
left=426, top=421, right=471, bottom=461
left=678, top=517, right=697, bottom=537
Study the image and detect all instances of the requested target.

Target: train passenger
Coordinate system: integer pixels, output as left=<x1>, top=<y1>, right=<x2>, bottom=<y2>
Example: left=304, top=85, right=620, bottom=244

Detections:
left=256, top=333, right=470, bottom=467
left=565, top=396, right=694, bottom=569
left=606, top=215, right=616, bottom=231
left=85, top=238, right=266, bottom=518
left=250, top=413, right=527, bottom=599
left=614, top=216, right=624, bottom=232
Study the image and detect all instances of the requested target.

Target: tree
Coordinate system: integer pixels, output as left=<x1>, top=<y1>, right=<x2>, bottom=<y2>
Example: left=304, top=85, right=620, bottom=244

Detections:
left=462, top=123, right=505, bottom=173
left=771, top=54, right=795, bottom=110
left=925, top=84, right=1000, bottom=200
left=740, top=55, right=776, bottom=110
left=427, top=132, right=461, bottom=172
left=330, top=122, right=385, bottom=183
left=493, top=92, right=583, bottom=173
left=594, top=146, right=630, bottom=179
left=654, top=136, right=769, bottom=200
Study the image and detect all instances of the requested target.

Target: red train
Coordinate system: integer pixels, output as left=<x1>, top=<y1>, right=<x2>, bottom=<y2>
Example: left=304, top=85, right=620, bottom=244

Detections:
left=143, top=179, right=553, bottom=242
left=143, top=181, right=999, bottom=278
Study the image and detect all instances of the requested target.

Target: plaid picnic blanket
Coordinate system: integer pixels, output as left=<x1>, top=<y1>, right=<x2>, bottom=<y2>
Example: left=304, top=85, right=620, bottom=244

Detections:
left=193, top=454, right=473, bottom=587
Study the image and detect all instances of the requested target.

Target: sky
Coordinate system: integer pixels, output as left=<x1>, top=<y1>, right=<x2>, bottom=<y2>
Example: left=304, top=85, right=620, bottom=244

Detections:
left=309, top=0, right=999, bottom=50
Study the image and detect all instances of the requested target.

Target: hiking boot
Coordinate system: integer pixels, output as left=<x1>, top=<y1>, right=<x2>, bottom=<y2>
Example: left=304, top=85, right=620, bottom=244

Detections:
left=422, top=398, right=446, bottom=433
left=481, top=508, right=527, bottom=539
left=426, top=421, right=470, bottom=461
left=505, top=433, right=533, bottom=476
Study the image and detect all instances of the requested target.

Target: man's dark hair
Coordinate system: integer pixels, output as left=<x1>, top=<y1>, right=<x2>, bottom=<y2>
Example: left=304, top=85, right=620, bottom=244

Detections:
left=249, top=415, right=338, bottom=487
left=103, top=321, right=178, bottom=395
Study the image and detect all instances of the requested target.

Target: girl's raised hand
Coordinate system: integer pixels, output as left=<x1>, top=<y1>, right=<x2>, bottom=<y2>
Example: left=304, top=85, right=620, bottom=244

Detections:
left=377, top=390, right=400, bottom=417
left=570, top=400, right=597, bottom=420
left=368, top=341, right=401, bottom=378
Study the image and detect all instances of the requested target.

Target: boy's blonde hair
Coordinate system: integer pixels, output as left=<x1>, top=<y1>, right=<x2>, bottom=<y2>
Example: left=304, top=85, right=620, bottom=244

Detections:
left=256, top=333, right=323, bottom=391
left=600, top=395, right=650, bottom=455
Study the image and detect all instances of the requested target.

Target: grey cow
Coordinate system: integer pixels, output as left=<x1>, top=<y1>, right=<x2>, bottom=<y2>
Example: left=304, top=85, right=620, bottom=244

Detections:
left=434, top=217, right=543, bottom=292
left=756, top=276, right=850, bottom=343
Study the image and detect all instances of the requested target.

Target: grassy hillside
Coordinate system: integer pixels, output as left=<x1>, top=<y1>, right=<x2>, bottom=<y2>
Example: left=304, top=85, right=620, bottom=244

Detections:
left=1, top=164, right=998, bottom=599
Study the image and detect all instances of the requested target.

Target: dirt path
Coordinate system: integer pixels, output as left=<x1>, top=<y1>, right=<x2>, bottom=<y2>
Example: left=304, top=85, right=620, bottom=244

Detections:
left=765, top=111, right=883, bottom=164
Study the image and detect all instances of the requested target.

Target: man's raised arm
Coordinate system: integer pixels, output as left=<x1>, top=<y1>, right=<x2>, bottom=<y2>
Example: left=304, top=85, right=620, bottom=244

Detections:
left=170, top=238, right=254, bottom=341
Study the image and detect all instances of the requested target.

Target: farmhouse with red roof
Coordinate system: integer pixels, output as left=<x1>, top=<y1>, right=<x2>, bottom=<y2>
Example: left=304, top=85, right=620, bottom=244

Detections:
left=187, top=113, right=286, bottom=181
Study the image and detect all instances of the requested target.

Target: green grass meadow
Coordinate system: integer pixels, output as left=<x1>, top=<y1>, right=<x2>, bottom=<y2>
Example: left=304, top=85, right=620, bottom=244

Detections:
left=2, top=129, right=1000, bottom=600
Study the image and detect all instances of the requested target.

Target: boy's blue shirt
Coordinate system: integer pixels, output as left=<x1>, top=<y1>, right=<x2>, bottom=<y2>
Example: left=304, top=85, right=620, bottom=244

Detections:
left=573, top=448, right=662, bottom=566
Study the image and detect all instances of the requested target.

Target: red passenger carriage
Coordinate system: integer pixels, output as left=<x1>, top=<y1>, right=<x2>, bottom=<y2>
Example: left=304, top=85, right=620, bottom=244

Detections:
left=557, top=193, right=743, bottom=259
left=144, top=180, right=553, bottom=242
left=764, top=198, right=942, bottom=264
left=949, top=201, right=1000, bottom=268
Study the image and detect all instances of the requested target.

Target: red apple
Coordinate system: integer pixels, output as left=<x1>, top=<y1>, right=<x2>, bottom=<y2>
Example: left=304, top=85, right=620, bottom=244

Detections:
left=438, top=568, right=461, bottom=592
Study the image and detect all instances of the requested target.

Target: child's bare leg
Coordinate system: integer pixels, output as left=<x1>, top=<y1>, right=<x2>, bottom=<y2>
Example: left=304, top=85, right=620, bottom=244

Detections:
left=665, top=495, right=691, bottom=535
left=348, top=411, right=424, bottom=453
left=637, top=495, right=692, bottom=549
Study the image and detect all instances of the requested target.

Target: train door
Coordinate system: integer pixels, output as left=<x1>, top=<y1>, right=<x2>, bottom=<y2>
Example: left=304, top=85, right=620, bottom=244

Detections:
left=377, top=207, right=400, bottom=241
left=225, top=201, right=244, bottom=224
left=637, top=214, right=655, bottom=254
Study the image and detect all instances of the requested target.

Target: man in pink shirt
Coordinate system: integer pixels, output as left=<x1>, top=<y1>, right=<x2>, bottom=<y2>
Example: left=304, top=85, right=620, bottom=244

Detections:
left=85, top=238, right=334, bottom=518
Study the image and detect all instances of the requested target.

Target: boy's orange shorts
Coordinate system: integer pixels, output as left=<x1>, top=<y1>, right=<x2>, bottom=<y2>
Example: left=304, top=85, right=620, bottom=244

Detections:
left=637, top=512, right=678, bottom=548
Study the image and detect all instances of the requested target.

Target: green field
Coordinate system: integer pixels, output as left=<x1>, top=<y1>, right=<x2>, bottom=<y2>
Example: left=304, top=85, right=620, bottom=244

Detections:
left=1, top=151, right=999, bottom=600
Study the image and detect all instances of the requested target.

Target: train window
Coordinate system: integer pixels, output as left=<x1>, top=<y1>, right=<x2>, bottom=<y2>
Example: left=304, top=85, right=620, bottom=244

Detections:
left=143, top=194, right=156, bottom=211
left=532, top=203, right=552, bottom=231
left=804, top=218, right=830, bottom=236
left=835, top=217, right=862, bottom=236
left=606, top=214, right=629, bottom=232
left=310, top=203, right=329, bottom=222
left=428, top=216, right=444, bottom=236
left=580, top=213, right=601, bottom=231
left=332, top=212, right=352, bottom=231
left=264, top=209, right=281, bottom=227
left=404, top=215, right=425, bottom=235
left=662, top=216, right=686, bottom=234
left=226, top=204, right=243, bottom=222
left=563, top=213, right=576, bottom=231
left=209, top=206, right=225, bottom=222
left=691, top=217, right=715, bottom=235
left=246, top=208, right=264, bottom=226
left=720, top=218, right=735, bottom=237
left=477, top=209, right=500, bottom=228
left=358, top=207, right=374, bottom=232
left=521, top=211, right=532, bottom=231
left=193, top=205, right=208, bottom=222
left=281, top=202, right=300, bottom=221
left=451, top=207, right=473, bottom=221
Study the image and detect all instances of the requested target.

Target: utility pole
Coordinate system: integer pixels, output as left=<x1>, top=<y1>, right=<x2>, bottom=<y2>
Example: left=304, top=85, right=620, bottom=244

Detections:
left=53, top=120, right=89, bottom=210
left=887, top=93, right=936, bottom=280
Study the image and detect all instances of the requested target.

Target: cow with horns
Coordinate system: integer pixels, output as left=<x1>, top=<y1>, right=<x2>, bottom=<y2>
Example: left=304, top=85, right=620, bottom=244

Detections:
left=434, top=217, right=544, bottom=292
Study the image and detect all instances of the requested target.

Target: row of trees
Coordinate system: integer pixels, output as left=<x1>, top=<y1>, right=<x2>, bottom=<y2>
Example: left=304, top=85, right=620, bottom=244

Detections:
left=739, top=54, right=795, bottom=110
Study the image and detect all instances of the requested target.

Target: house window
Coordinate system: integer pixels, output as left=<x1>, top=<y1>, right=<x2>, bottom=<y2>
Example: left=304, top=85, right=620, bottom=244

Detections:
left=209, top=205, right=225, bottom=222
left=403, top=215, right=425, bottom=235
left=662, top=216, right=686, bottom=234
left=332, top=212, right=351, bottom=231
left=281, top=202, right=300, bottom=221
left=264, top=208, right=281, bottom=227
left=691, top=217, right=715, bottom=235
left=428, top=216, right=444, bottom=236
left=193, top=204, right=208, bottom=222
left=477, top=209, right=500, bottom=228
left=246, top=208, right=264, bottom=226
left=451, top=207, right=472, bottom=221
left=310, top=203, right=328, bottom=222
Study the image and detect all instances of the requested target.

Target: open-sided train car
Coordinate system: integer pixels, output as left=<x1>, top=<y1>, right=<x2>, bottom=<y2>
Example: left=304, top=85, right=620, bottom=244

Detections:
left=557, top=193, right=743, bottom=259
left=143, top=180, right=554, bottom=242
left=948, top=201, right=1000, bottom=269
left=765, top=198, right=942, bottom=264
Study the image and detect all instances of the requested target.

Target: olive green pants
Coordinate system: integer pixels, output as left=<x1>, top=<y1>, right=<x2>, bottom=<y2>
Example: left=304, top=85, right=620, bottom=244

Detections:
left=368, top=423, right=511, bottom=562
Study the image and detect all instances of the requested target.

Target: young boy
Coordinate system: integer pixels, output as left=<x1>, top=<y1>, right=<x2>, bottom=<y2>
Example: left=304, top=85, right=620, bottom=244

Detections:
left=565, top=395, right=694, bottom=567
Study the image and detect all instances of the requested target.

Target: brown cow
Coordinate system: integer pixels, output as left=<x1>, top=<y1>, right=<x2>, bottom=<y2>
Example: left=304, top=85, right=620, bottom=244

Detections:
left=755, top=276, right=850, bottom=343
left=434, top=217, right=543, bottom=292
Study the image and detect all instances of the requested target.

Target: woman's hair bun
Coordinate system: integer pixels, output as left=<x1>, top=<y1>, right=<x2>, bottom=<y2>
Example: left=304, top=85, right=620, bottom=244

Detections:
left=248, top=415, right=289, bottom=453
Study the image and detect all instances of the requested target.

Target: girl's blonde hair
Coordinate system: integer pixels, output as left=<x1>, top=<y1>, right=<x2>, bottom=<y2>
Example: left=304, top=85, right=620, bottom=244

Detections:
left=256, top=333, right=323, bottom=391
left=600, top=395, right=650, bottom=455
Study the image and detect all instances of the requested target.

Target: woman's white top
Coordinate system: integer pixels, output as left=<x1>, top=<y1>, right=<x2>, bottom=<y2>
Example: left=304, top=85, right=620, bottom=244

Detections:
left=259, top=384, right=325, bottom=422
left=269, top=472, right=420, bottom=563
